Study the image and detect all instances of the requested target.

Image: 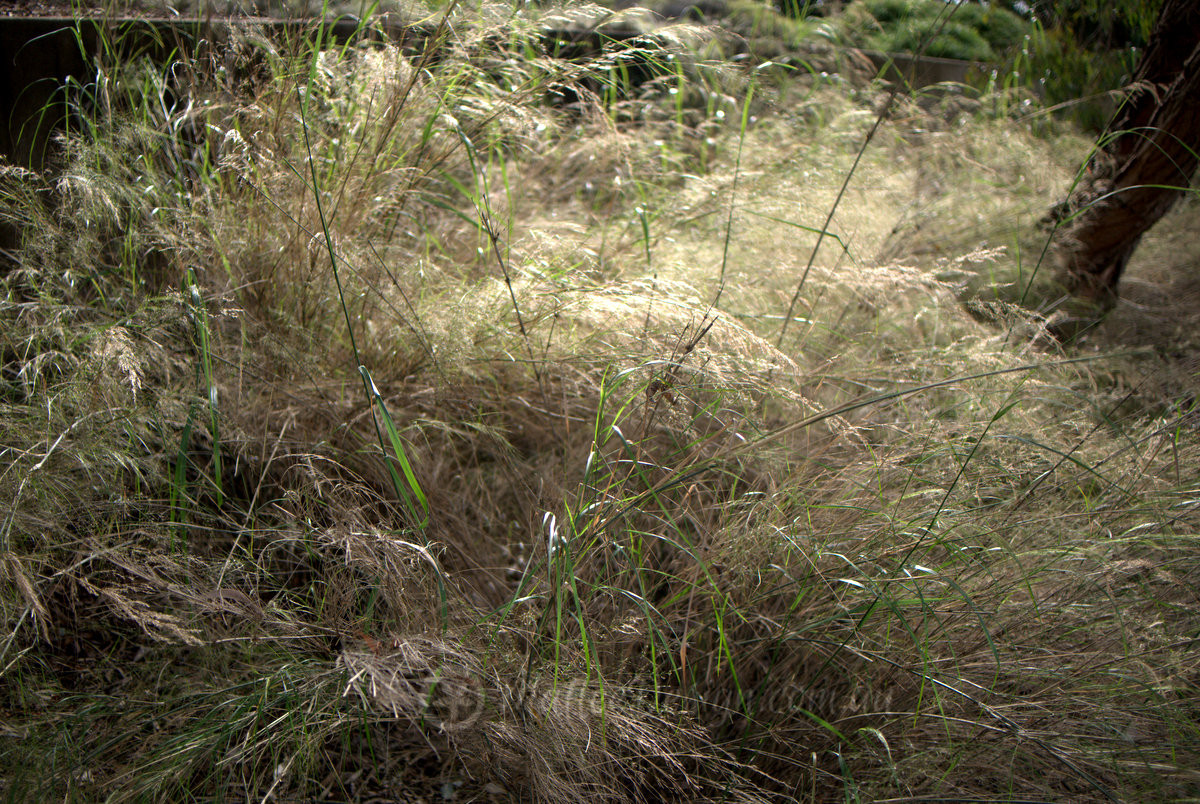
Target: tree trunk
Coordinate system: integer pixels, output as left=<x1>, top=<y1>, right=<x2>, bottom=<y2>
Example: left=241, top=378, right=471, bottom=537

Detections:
left=1052, top=0, right=1200, bottom=309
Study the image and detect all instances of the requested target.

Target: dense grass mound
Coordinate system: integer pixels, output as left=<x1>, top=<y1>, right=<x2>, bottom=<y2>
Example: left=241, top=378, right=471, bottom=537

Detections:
left=2, top=5, right=1198, bottom=802
left=841, top=0, right=1031, bottom=61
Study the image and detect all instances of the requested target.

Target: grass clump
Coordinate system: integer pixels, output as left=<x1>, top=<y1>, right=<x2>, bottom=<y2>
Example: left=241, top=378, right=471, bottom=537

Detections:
left=2, top=3, right=1199, bottom=803
left=840, top=0, right=1032, bottom=61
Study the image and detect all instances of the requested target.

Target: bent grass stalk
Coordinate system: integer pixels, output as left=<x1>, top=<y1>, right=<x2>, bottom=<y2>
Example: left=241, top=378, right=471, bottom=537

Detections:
left=450, top=123, right=544, bottom=388
left=777, top=0, right=967, bottom=347
left=3, top=2, right=1198, bottom=800
left=295, top=24, right=431, bottom=537
left=712, top=78, right=754, bottom=309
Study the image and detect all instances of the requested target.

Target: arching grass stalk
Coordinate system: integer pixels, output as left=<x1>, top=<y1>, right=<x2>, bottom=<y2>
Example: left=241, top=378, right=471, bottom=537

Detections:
left=183, top=268, right=223, bottom=510
left=1016, top=128, right=1200, bottom=314
left=167, top=269, right=225, bottom=549
left=296, top=6, right=429, bottom=534
left=450, top=123, right=544, bottom=388
left=601, top=353, right=1115, bottom=535
left=777, top=0, right=967, bottom=347
left=712, top=76, right=756, bottom=309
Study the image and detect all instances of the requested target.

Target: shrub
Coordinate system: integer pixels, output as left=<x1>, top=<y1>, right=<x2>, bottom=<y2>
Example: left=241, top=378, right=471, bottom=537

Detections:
left=874, top=17, right=995, bottom=60
left=1010, top=23, right=1141, bottom=130
left=854, top=0, right=1032, bottom=61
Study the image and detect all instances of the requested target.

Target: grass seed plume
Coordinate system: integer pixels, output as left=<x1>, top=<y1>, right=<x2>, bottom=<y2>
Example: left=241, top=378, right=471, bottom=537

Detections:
left=0, top=3, right=1198, bottom=802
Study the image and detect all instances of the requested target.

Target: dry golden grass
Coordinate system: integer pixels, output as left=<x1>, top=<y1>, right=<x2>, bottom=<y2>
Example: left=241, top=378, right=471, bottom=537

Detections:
left=1, top=6, right=1198, bottom=802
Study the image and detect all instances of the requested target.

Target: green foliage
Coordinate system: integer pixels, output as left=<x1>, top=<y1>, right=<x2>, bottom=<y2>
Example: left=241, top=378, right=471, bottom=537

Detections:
left=863, top=0, right=912, bottom=25
left=1024, top=0, right=1163, bottom=49
left=995, top=0, right=1160, bottom=131
left=1006, top=22, right=1142, bottom=131
left=873, top=17, right=994, bottom=60
left=847, top=0, right=1033, bottom=61
left=843, top=0, right=1151, bottom=131
left=951, top=1, right=1031, bottom=53
left=771, top=0, right=840, bottom=18
left=2, top=3, right=1200, bottom=803
left=716, top=0, right=818, bottom=60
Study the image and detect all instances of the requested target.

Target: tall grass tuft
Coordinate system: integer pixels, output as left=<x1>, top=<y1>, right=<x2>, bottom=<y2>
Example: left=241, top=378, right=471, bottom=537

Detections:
left=1, top=3, right=1198, bottom=802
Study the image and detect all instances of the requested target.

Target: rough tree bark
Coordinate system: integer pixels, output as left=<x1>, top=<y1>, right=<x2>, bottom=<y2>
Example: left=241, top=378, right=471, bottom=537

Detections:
left=1051, top=0, right=1200, bottom=310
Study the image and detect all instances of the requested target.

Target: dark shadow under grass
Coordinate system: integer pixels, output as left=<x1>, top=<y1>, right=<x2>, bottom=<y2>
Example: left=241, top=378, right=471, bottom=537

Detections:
left=2, top=6, right=1199, bottom=803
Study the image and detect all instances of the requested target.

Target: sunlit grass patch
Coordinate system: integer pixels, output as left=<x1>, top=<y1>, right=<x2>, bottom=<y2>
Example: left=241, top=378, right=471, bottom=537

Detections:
left=1, top=3, right=1198, bottom=802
